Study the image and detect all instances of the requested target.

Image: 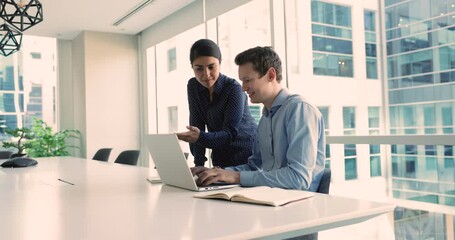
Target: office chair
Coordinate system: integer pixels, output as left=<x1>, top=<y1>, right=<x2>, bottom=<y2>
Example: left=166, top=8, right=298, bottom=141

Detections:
left=0, top=150, right=13, bottom=159
left=114, top=150, right=140, bottom=166
left=92, top=148, right=113, bottom=162
left=297, top=168, right=332, bottom=240
left=317, top=168, right=332, bottom=194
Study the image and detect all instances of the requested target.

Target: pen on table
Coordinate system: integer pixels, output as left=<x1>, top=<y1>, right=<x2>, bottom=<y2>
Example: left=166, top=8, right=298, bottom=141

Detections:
left=58, top=178, right=75, bottom=185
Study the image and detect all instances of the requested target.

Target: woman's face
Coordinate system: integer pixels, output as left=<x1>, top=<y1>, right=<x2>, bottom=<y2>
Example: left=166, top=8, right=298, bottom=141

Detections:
left=192, top=56, right=220, bottom=91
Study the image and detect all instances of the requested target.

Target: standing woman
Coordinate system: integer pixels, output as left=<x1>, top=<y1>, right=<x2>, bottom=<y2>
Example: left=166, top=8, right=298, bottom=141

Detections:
left=177, top=39, right=257, bottom=168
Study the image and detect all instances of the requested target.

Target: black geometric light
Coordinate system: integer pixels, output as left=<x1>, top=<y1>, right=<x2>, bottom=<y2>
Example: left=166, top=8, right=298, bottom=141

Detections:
left=0, top=0, right=43, bottom=32
left=0, top=23, right=22, bottom=56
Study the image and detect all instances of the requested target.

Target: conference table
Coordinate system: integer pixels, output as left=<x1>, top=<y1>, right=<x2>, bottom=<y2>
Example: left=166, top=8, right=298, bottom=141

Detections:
left=0, top=157, right=395, bottom=240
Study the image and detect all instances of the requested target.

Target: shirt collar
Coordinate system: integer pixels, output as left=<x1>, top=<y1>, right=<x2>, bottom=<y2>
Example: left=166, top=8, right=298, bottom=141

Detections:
left=197, top=73, right=226, bottom=94
left=213, top=74, right=226, bottom=94
left=262, top=88, right=289, bottom=117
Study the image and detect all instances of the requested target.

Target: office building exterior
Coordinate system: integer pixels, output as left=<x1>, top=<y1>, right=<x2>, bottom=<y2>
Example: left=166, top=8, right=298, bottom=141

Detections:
left=385, top=0, right=455, bottom=206
left=384, top=1, right=455, bottom=238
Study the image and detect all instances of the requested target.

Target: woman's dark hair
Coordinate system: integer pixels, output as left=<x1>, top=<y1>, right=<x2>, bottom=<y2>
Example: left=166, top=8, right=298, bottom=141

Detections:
left=234, top=46, right=282, bottom=82
left=189, top=39, right=222, bottom=64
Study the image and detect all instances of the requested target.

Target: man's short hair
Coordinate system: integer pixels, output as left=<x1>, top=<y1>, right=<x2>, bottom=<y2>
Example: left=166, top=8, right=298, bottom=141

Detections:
left=234, top=46, right=282, bottom=82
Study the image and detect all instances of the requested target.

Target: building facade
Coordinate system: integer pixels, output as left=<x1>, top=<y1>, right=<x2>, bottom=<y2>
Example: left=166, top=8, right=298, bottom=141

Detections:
left=385, top=0, right=455, bottom=207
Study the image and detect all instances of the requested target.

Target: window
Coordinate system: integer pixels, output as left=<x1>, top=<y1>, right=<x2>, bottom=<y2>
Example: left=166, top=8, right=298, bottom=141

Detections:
left=365, top=10, right=378, bottom=79
left=0, top=66, right=15, bottom=91
left=343, top=106, right=356, bottom=135
left=0, top=115, right=18, bottom=135
left=405, top=157, right=416, bottom=175
left=318, top=106, right=330, bottom=130
left=368, top=106, right=380, bottom=135
left=0, top=93, right=16, bottom=112
left=425, top=145, right=436, bottom=156
left=217, top=0, right=271, bottom=77
left=312, top=36, right=353, bottom=54
left=370, top=156, right=382, bottom=177
left=405, top=145, right=417, bottom=155
left=313, top=53, right=353, bottom=77
left=141, top=0, right=455, bottom=213
left=344, top=144, right=357, bottom=180
left=344, top=144, right=356, bottom=156
left=424, top=105, right=436, bottom=134
left=0, top=36, right=57, bottom=140
left=150, top=25, right=205, bottom=134
left=146, top=0, right=271, bottom=146
left=249, top=105, right=262, bottom=124
left=311, top=1, right=353, bottom=77
left=30, top=52, right=41, bottom=59
left=311, top=1, right=351, bottom=27
left=345, top=157, right=357, bottom=180
left=366, top=59, right=378, bottom=79
left=425, top=156, right=438, bottom=171
left=167, top=47, right=177, bottom=72
left=168, top=106, right=178, bottom=133
left=444, top=146, right=454, bottom=168
left=442, top=104, right=453, bottom=134
left=392, top=156, right=399, bottom=177
left=318, top=106, right=331, bottom=167
left=403, top=106, right=416, bottom=128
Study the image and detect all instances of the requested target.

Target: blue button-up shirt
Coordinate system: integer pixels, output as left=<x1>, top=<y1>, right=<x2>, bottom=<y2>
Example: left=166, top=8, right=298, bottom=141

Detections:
left=227, top=89, right=326, bottom=191
left=187, top=74, right=257, bottom=167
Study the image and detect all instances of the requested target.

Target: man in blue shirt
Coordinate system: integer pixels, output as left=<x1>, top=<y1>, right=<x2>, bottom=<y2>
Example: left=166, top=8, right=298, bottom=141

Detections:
left=192, top=46, right=326, bottom=191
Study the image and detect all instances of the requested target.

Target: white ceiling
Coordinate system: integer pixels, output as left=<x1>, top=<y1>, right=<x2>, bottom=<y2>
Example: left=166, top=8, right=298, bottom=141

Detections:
left=23, top=0, right=196, bottom=40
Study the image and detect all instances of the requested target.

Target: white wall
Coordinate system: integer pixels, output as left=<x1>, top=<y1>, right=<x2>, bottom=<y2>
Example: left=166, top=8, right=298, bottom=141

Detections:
left=58, top=32, right=140, bottom=163
left=85, top=32, right=140, bottom=163
left=57, top=39, right=84, bottom=157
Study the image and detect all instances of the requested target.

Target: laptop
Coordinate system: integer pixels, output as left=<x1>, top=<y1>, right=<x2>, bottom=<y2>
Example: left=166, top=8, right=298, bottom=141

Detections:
left=145, top=134, right=239, bottom=191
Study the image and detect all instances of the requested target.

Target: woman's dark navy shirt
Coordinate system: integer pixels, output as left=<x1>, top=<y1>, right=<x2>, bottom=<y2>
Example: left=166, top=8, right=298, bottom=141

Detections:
left=187, top=73, right=257, bottom=167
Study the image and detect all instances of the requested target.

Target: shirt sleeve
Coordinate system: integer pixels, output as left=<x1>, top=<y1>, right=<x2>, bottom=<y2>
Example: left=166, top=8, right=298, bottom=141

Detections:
left=187, top=82, right=207, bottom=166
left=196, top=83, right=246, bottom=149
left=238, top=102, right=322, bottom=190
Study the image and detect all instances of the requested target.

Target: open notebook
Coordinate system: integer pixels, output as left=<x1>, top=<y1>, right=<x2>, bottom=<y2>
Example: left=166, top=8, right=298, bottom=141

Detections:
left=145, top=134, right=239, bottom=191
left=194, top=186, right=315, bottom=207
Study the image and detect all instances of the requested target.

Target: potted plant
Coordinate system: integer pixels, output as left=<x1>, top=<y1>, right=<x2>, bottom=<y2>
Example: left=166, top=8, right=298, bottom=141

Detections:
left=2, top=127, right=34, bottom=158
left=2, top=118, right=81, bottom=158
left=26, top=119, right=81, bottom=157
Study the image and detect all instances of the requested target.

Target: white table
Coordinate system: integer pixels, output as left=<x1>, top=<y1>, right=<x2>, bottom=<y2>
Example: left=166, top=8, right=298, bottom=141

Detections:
left=0, top=157, right=395, bottom=240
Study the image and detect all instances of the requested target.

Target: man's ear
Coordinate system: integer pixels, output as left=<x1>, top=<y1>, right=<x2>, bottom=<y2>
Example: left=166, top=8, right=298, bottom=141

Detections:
left=267, top=67, right=276, bottom=82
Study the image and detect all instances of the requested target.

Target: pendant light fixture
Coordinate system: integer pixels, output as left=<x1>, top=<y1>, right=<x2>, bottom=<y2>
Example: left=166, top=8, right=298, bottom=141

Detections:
left=0, top=0, right=43, bottom=57
left=0, top=0, right=43, bottom=31
left=0, top=23, right=22, bottom=56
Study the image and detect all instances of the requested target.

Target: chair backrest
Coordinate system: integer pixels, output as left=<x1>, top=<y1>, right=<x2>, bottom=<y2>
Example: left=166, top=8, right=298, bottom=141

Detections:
left=0, top=150, right=13, bottom=159
left=114, top=150, right=140, bottom=166
left=92, top=148, right=113, bottom=162
left=316, top=168, right=331, bottom=194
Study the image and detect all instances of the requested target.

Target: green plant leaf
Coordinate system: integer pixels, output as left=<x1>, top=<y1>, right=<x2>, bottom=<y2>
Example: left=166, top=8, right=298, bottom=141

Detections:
left=2, top=118, right=80, bottom=157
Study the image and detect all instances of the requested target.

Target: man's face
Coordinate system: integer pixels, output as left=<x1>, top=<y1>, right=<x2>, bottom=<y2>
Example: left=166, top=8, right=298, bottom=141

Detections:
left=192, top=56, right=220, bottom=91
left=238, top=62, right=269, bottom=104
